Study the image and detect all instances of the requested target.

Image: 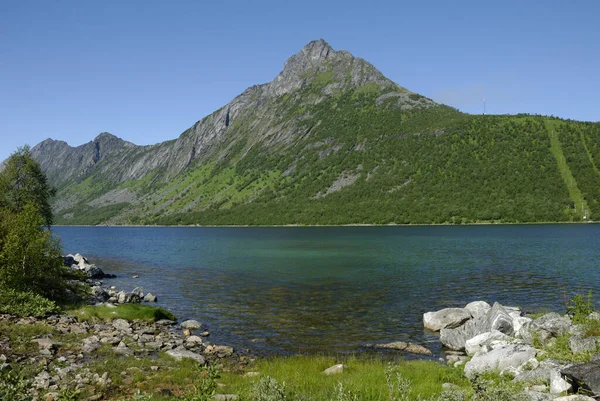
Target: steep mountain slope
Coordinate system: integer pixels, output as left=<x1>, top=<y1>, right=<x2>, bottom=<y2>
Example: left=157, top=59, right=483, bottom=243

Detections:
left=25, top=40, right=600, bottom=225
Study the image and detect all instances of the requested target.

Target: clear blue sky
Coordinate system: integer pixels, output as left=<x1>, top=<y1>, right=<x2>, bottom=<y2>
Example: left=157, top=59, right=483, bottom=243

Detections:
left=1, top=0, right=598, bottom=161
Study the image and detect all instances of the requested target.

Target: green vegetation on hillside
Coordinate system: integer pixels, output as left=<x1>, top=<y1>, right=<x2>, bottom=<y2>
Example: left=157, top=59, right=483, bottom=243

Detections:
left=35, top=56, right=600, bottom=226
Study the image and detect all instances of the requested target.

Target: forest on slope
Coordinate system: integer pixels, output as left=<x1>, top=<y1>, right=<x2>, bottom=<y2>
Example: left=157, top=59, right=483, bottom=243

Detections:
left=23, top=40, right=600, bottom=226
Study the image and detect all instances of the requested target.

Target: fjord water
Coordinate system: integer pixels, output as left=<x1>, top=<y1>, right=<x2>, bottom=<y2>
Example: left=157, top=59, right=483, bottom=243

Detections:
left=54, top=225, right=600, bottom=356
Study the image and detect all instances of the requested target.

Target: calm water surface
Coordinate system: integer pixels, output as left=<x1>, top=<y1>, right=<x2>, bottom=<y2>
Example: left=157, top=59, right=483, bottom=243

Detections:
left=54, top=225, right=600, bottom=356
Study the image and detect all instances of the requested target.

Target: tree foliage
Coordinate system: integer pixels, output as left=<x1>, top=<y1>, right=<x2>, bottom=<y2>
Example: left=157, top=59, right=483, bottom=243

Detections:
left=0, top=147, right=66, bottom=311
left=0, top=145, right=56, bottom=226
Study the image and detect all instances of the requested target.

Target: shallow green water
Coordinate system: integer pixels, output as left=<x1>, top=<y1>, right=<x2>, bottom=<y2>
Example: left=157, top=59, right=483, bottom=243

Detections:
left=54, top=224, right=600, bottom=356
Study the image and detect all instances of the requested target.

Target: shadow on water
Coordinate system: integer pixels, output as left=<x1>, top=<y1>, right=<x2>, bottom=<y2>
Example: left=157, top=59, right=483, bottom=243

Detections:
left=55, top=224, right=600, bottom=356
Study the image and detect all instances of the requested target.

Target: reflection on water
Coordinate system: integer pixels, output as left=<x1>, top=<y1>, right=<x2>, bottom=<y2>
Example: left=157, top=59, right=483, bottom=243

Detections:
left=54, top=225, right=600, bottom=356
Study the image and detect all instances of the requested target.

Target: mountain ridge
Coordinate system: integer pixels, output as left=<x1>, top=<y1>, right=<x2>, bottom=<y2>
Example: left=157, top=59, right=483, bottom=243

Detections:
left=20, top=39, right=600, bottom=226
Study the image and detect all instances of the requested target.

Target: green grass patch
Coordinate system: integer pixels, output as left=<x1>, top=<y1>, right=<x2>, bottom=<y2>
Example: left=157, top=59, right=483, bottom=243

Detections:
left=68, top=304, right=176, bottom=323
left=217, top=355, right=470, bottom=401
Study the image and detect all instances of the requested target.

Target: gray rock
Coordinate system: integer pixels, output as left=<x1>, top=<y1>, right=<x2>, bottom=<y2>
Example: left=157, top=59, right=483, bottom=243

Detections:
left=166, top=349, right=206, bottom=364
left=550, top=370, right=572, bottom=394
left=440, top=313, right=487, bottom=351
left=569, top=336, right=597, bottom=354
left=553, top=396, right=596, bottom=401
left=32, top=338, right=61, bottom=350
left=588, top=312, right=600, bottom=321
left=373, top=341, right=432, bottom=355
left=487, top=302, right=514, bottom=335
left=523, top=390, right=554, bottom=401
left=465, top=330, right=512, bottom=356
left=185, top=336, right=203, bottom=345
left=515, top=359, right=573, bottom=383
left=155, top=319, right=177, bottom=326
left=523, top=313, right=572, bottom=345
left=322, top=364, right=346, bottom=375
left=464, top=343, right=537, bottom=379
left=181, top=320, right=203, bottom=330
left=561, top=360, right=600, bottom=396
left=143, top=293, right=157, bottom=302
left=423, top=308, right=471, bottom=331
left=204, top=345, right=234, bottom=358
left=465, top=301, right=491, bottom=319
left=144, top=341, right=163, bottom=351
left=112, top=319, right=131, bottom=332
left=131, top=287, right=144, bottom=298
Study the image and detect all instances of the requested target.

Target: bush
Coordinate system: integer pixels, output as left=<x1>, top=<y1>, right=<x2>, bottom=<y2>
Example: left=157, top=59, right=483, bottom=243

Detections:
left=0, top=287, right=59, bottom=317
left=567, top=291, right=595, bottom=324
left=249, top=376, right=288, bottom=401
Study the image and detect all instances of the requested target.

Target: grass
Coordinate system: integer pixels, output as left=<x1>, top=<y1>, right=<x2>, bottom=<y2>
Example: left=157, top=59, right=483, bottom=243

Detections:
left=67, top=304, right=176, bottom=323
left=217, top=355, right=471, bottom=401
left=546, top=119, right=588, bottom=219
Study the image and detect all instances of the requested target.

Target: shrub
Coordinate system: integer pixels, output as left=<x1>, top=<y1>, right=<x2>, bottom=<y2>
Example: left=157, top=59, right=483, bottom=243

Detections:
left=249, top=376, right=288, bottom=401
left=0, top=287, right=59, bottom=317
left=567, top=291, right=595, bottom=324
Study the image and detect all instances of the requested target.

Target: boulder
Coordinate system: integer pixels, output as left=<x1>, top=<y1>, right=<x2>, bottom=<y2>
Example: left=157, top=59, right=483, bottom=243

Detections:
left=63, top=255, right=75, bottom=267
left=322, top=364, right=346, bottom=375
left=569, top=336, right=597, bottom=354
left=465, top=301, right=491, bottom=319
left=204, top=345, right=233, bottom=358
left=181, top=320, right=203, bottom=330
left=116, top=291, right=141, bottom=304
left=185, top=336, right=203, bottom=345
left=373, top=341, right=432, bottom=356
left=31, top=338, right=61, bottom=351
left=553, top=396, right=596, bottom=401
left=131, top=287, right=144, bottom=298
left=143, top=293, right=157, bottom=302
left=423, top=308, right=471, bottom=331
left=561, top=360, right=600, bottom=396
left=550, top=370, right=572, bottom=394
left=464, top=343, right=537, bottom=379
left=166, top=349, right=206, bottom=364
left=465, top=330, right=512, bottom=356
left=73, top=253, right=88, bottom=265
left=514, top=358, right=574, bottom=384
left=513, top=316, right=533, bottom=336
left=440, top=313, right=488, bottom=351
left=487, top=302, right=514, bottom=335
left=523, top=389, right=554, bottom=401
left=112, top=319, right=131, bottom=332
left=522, top=313, right=571, bottom=345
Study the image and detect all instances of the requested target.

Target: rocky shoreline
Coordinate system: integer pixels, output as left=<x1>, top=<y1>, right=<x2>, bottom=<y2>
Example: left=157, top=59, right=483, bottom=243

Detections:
left=0, top=253, right=249, bottom=400
left=424, top=301, right=600, bottom=400
left=4, top=253, right=600, bottom=400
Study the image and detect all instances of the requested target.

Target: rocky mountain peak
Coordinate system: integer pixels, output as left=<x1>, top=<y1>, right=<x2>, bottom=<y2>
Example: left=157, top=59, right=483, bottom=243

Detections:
left=266, top=39, right=398, bottom=97
left=298, top=39, right=334, bottom=64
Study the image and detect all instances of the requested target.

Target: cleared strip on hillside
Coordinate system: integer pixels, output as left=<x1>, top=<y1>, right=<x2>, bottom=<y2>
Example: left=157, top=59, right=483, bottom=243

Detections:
left=545, top=119, right=588, bottom=219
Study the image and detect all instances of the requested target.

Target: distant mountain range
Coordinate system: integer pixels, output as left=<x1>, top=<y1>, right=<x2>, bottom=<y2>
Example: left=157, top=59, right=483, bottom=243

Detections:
left=25, top=39, right=600, bottom=225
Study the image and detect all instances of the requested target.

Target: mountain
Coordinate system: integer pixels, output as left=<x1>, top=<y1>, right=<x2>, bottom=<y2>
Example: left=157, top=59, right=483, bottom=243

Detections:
left=25, top=39, right=600, bottom=225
